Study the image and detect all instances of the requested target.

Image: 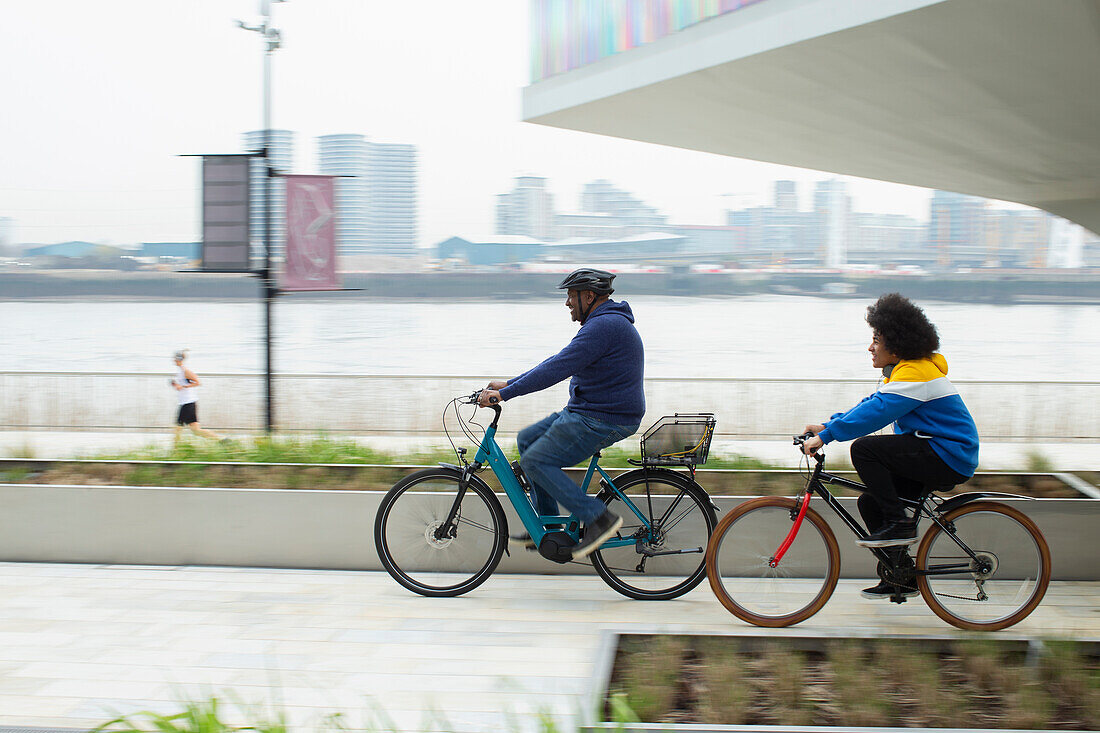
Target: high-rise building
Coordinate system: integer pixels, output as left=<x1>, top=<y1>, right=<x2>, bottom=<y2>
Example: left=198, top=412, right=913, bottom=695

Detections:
left=365, top=142, right=418, bottom=254
left=761, top=181, right=805, bottom=260
left=1047, top=217, right=1086, bottom=269
left=813, top=179, right=850, bottom=267
left=994, top=209, right=1051, bottom=268
left=243, top=129, right=294, bottom=261
left=0, top=217, right=15, bottom=255
left=774, top=180, right=798, bottom=213
left=580, top=180, right=667, bottom=234
left=849, top=213, right=925, bottom=265
left=496, top=176, right=555, bottom=240
left=317, top=134, right=370, bottom=255
left=928, top=190, right=986, bottom=268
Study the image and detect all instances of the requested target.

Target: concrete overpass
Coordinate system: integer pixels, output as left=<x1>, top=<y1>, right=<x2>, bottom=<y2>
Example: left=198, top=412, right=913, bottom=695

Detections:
left=522, top=0, right=1100, bottom=235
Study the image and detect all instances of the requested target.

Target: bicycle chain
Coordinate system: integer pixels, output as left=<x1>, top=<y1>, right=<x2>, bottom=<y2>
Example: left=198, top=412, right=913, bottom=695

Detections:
left=929, top=590, right=983, bottom=602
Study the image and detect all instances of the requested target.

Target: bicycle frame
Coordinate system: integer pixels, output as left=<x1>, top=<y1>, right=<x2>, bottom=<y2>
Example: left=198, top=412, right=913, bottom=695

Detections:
left=463, top=404, right=651, bottom=551
left=779, top=451, right=1022, bottom=577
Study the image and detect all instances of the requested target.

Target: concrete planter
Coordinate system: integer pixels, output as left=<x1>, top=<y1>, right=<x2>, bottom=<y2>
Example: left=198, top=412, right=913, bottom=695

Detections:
left=583, top=632, right=1095, bottom=733
left=0, top=484, right=1094, bottom=579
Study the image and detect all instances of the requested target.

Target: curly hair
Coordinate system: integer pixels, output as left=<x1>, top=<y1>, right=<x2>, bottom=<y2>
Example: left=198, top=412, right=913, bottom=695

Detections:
left=865, top=293, right=940, bottom=360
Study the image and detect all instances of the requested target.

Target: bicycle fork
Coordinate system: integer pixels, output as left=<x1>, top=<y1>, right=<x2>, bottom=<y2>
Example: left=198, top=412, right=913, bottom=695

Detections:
left=770, top=491, right=813, bottom=567
left=435, top=463, right=478, bottom=541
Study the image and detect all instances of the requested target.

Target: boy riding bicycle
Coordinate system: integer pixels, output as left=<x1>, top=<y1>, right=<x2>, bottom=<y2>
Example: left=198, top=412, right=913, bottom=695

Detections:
left=800, top=293, right=979, bottom=599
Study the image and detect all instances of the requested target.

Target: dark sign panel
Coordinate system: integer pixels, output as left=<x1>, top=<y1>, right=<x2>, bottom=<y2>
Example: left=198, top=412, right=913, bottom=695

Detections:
left=201, top=155, right=252, bottom=272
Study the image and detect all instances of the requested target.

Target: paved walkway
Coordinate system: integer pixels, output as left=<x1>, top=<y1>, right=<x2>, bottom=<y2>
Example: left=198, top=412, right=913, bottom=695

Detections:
left=0, top=564, right=1096, bottom=732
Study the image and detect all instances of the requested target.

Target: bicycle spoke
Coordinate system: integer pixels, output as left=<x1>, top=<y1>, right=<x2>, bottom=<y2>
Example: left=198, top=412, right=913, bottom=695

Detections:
left=657, top=501, right=698, bottom=535
left=454, top=514, right=496, bottom=533
left=706, top=497, right=839, bottom=627
left=917, top=503, right=1050, bottom=631
left=591, top=473, right=716, bottom=600
left=375, top=470, right=506, bottom=597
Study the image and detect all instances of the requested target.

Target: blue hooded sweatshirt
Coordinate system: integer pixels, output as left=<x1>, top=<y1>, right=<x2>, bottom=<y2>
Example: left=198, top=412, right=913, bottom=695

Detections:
left=498, top=299, right=645, bottom=425
left=818, top=353, right=979, bottom=477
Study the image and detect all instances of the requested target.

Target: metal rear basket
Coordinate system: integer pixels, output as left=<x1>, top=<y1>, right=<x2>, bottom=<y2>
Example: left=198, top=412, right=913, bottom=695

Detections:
left=639, top=413, right=716, bottom=466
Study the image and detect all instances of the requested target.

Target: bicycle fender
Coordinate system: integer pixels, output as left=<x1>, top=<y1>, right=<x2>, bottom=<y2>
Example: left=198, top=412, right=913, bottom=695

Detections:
left=935, top=491, right=1033, bottom=515
left=392, top=466, right=509, bottom=533
left=600, top=467, right=710, bottom=500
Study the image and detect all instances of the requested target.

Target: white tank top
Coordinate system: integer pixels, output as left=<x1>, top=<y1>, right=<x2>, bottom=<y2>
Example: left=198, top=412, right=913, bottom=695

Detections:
left=175, top=367, right=198, bottom=405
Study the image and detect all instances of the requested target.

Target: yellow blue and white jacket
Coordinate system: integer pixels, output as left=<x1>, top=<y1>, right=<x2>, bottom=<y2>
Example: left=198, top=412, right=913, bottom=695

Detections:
left=818, top=353, right=979, bottom=477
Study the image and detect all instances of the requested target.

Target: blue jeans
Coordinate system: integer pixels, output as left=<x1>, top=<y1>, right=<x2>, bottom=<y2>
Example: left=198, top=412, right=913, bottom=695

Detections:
left=517, top=408, right=640, bottom=524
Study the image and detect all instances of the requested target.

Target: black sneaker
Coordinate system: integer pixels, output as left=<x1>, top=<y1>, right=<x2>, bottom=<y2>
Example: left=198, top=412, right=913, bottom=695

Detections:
left=861, top=580, right=919, bottom=600
left=570, top=511, right=623, bottom=561
left=856, top=520, right=918, bottom=548
left=510, top=525, right=564, bottom=551
left=508, top=533, right=537, bottom=551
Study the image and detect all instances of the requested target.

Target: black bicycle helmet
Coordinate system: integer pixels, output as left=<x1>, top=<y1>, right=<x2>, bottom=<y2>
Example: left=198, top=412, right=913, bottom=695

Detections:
left=557, top=268, right=615, bottom=295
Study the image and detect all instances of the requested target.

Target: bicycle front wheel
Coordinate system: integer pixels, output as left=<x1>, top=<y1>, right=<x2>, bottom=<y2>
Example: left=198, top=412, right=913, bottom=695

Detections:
left=591, top=469, right=717, bottom=600
left=706, top=496, right=840, bottom=627
left=374, top=468, right=507, bottom=597
left=916, top=501, right=1051, bottom=631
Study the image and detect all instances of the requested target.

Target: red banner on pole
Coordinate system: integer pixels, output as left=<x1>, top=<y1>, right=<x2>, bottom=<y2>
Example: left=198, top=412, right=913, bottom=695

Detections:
left=283, top=175, right=340, bottom=291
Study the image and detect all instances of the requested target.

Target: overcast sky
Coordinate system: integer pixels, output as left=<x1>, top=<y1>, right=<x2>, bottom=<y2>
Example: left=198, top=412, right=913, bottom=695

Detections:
left=1, top=0, right=950, bottom=248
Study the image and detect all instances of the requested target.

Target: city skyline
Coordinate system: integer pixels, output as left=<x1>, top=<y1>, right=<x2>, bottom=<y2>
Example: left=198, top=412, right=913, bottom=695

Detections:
left=8, top=168, right=1093, bottom=272
left=0, top=0, right=1033, bottom=252
left=478, top=175, right=1090, bottom=270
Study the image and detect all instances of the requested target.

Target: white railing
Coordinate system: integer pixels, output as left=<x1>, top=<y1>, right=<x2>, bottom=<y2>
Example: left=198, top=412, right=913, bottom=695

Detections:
left=1, top=372, right=1097, bottom=441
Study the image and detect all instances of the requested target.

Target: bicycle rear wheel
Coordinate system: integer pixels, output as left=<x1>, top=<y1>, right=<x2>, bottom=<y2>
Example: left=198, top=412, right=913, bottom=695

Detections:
left=916, top=501, right=1051, bottom=631
left=374, top=468, right=507, bottom=597
left=706, top=496, right=840, bottom=627
left=591, top=469, right=717, bottom=600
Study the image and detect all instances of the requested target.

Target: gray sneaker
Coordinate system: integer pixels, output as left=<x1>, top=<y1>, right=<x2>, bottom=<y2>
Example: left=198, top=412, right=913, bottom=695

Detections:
left=571, top=511, right=623, bottom=561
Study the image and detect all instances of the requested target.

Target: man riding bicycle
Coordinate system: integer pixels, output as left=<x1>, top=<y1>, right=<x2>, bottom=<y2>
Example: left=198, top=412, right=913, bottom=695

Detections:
left=800, top=293, right=979, bottom=599
left=478, top=267, right=645, bottom=560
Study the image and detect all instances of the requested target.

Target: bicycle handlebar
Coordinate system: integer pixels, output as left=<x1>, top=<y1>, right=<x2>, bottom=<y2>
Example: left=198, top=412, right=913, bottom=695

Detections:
left=792, top=432, right=825, bottom=463
left=463, top=390, right=500, bottom=405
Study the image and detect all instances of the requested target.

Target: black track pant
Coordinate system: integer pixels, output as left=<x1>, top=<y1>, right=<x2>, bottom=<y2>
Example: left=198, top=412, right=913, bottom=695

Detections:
left=850, top=433, right=969, bottom=530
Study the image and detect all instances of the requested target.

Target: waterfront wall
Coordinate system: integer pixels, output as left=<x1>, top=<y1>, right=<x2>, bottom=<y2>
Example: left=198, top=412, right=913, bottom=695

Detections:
left=0, top=484, right=1091, bottom=580
left=1, top=372, right=1097, bottom=441
left=2, top=270, right=1098, bottom=302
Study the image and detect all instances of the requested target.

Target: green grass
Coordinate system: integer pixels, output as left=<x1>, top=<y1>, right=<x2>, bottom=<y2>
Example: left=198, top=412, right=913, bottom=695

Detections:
left=93, top=697, right=288, bottom=733
left=6, top=440, right=37, bottom=459
left=91, top=693, right=638, bottom=733
left=0, top=466, right=31, bottom=483
left=92, top=434, right=779, bottom=470
left=610, top=635, right=688, bottom=722
left=826, top=640, right=892, bottom=726
left=1026, top=448, right=1055, bottom=473
left=607, top=636, right=1099, bottom=728
left=100, top=435, right=460, bottom=466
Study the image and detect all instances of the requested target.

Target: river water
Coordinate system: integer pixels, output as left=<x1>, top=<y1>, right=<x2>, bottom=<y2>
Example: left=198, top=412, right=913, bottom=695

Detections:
left=3, top=295, right=1098, bottom=382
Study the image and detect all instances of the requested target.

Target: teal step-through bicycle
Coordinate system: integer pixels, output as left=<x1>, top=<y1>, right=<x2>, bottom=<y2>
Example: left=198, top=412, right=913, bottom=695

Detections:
left=374, top=391, right=718, bottom=600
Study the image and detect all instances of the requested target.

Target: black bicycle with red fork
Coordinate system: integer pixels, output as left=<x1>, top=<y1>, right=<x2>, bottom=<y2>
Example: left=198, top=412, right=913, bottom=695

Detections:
left=704, top=434, right=1051, bottom=631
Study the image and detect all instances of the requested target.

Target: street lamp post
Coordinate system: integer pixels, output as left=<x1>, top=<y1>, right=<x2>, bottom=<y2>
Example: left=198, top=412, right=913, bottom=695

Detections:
left=238, top=0, right=285, bottom=434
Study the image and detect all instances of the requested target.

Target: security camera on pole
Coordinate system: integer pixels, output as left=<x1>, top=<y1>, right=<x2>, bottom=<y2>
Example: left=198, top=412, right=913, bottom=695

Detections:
left=237, top=0, right=285, bottom=434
